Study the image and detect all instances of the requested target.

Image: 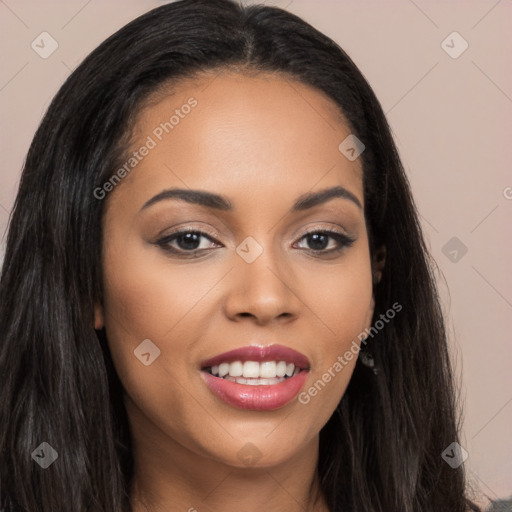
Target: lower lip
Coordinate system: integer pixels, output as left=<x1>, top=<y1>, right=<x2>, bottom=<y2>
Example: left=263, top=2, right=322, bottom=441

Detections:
left=201, top=370, right=309, bottom=411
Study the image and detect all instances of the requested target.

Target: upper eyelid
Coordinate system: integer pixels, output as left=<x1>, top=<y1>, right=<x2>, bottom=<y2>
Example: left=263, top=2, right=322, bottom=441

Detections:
left=161, top=225, right=349, bottom=238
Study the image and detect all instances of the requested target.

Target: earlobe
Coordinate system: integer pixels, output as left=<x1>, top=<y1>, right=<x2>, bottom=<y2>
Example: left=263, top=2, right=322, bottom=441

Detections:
left=372, top=245, right=386, bottom=285
left=94, top=303, right=104, bottom=330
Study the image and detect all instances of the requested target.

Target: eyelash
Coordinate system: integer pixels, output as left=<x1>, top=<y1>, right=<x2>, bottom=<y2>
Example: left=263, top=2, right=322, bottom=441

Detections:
left=155, top=227, right=355, bottom=258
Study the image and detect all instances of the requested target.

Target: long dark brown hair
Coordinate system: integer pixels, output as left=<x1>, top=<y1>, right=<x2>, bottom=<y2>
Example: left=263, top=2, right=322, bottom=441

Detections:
left=0, top=0, right=480, bottom=510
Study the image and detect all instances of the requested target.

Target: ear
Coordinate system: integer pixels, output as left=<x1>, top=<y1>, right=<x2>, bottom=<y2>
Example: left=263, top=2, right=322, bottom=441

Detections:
left=94, top=302, right=104, bottom=330
left=363, top=245, right=386, bottom=329
left=372, top=245, right=386, bottom=286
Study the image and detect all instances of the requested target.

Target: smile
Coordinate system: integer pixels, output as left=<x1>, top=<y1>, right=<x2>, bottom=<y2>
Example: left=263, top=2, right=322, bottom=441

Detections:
left=200, top=344, right=310, bottom=411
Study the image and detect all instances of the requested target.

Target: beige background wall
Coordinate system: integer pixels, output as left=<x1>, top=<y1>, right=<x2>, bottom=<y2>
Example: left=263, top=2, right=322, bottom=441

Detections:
left=1, top=0, right=510, bottom=508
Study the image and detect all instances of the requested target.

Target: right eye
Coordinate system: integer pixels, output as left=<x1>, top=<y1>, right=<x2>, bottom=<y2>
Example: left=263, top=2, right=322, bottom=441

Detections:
left=156, top=229, right=222, bottom=256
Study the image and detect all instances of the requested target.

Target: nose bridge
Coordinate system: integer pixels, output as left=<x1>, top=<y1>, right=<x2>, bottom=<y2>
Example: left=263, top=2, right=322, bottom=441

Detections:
left=224, top=235, right=299, bottom=323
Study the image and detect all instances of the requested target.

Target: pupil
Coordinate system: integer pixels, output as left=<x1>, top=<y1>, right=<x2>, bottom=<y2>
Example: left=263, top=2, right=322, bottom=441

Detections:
left=308, top=233, right=328, bottom=250
left=178, top=232, right=200, bottom=250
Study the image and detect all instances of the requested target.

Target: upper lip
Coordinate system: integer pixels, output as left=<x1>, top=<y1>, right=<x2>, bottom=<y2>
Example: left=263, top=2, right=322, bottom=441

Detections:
left=201, top=344, right=310, bottom=370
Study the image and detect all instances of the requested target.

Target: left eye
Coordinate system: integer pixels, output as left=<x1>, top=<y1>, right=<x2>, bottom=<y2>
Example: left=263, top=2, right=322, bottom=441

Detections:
left=294, top=230, right=355, bottom=253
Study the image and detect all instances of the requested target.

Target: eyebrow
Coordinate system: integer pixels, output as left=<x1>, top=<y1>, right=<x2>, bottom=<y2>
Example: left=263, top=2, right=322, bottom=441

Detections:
left=141, top=185, right=362, bottom=212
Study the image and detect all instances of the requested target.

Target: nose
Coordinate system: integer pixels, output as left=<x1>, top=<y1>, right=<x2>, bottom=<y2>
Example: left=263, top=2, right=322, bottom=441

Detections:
left=223, top=245, right=301, bottom=326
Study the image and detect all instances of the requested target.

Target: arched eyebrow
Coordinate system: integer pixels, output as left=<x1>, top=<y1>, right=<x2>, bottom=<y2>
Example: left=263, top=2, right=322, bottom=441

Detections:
left=141, top=185, right=362, bottom=212
left=292, top=186, right=362, bottom=210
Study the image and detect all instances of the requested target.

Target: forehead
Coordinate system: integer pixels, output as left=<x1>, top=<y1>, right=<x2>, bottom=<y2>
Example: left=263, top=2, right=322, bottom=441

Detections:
left=110, top=71, right=364, bottom=211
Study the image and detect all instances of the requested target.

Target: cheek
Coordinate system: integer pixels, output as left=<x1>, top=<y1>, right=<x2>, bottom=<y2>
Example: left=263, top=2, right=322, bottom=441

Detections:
left=101, top=236, right=224, bottom=342
left=99, top=247, right=205, bottom=441
left=297, top=247, right=374, bottom=347
left=293, top=246, right=373, bottom=416
left=312, top=267, right=373, bottom=335
left=99, top=236, right=230, bottom=410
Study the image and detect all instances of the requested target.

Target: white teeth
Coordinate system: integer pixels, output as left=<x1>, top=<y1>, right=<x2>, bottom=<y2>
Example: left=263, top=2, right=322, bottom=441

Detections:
left=238, top=377, right=284, bottom=385
left=276, top=361, right=287, bottom=377
left=242, top=361, right=260, bottom=378
left=209, top=360, right=299, bottom=380
left=260, top=361, right=276, bottom=378
left=228, top=361, right=243, bottom=377
left=218, top=363, right=230, bottom=377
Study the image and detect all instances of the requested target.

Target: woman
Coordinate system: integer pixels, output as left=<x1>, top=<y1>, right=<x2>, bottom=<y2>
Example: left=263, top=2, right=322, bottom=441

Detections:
left=0, top=0, right=481, bottom=510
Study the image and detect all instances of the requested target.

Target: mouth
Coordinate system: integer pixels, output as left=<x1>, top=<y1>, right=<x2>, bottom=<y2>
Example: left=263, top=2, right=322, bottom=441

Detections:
left=200, top=344, right=310, bottom=411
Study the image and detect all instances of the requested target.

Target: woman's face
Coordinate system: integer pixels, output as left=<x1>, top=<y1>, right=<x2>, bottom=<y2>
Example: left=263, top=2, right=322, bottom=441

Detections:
left=97, top=71, right=376, bottom=469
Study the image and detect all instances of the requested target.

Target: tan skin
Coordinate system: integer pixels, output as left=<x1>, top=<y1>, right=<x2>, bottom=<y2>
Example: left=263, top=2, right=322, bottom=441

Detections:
left=95, top=71, right=385, bottom=512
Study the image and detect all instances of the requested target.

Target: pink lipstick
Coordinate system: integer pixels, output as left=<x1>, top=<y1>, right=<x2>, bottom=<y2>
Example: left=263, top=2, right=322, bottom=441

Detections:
left=200, top=344, right=310, bottom=411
